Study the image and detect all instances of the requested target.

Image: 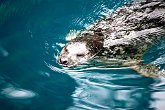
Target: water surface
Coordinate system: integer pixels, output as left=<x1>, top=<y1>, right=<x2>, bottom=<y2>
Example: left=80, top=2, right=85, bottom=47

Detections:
left=0, top=0, right=165, bottom=110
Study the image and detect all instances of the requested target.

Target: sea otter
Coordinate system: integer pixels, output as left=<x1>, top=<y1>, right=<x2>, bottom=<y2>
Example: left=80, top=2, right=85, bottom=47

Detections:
left=58, top=0, right=165, bottom=77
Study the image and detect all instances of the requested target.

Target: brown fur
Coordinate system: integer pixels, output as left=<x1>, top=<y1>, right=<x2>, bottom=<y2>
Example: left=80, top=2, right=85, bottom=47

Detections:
left=72, top=33, right=104, bottom=55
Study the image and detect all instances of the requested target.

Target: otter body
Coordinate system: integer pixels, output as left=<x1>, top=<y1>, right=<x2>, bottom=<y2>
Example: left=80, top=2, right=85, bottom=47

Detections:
left=82, top=0, right=165, bottom=60
left=58, top=0, right=165, bottom=77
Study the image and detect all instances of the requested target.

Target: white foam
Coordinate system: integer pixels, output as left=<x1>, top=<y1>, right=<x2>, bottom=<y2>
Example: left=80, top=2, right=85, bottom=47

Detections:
left=65, top=30, right=80, bottom=41
left=56, top=43, right=65, bottom=47
left=152, top=54, right=165, bottom=65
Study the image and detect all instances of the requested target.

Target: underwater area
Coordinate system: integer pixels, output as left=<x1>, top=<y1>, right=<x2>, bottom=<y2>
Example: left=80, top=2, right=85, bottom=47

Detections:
left=0, top=0, right=165, bottom=110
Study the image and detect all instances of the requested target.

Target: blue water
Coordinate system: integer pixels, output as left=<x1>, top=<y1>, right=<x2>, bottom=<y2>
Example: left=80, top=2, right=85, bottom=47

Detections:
left=0, top=0, right=165, bottom=110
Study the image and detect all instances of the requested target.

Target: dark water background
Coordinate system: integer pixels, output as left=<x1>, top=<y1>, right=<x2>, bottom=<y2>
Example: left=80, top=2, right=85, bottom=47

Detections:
left=0, top=0, right=165, bottom=110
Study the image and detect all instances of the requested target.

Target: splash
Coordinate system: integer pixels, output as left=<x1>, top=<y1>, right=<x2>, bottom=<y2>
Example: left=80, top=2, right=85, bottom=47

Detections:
left=65, top=30, right=81, bottom=41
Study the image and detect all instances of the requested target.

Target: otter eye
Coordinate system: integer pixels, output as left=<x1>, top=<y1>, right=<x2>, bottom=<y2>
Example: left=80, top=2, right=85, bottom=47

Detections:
left=76, top=54, right=85, bottom=57
left=65, top=48, right=68, bottom=52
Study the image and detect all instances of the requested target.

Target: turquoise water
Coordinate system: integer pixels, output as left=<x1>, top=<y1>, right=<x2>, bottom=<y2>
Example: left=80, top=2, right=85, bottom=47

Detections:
left=0, top=0, right=165, bottom=110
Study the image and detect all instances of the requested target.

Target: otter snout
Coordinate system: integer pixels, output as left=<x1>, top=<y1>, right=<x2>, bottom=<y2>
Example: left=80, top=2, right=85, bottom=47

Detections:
left=58, top=57, right=69, bottom=66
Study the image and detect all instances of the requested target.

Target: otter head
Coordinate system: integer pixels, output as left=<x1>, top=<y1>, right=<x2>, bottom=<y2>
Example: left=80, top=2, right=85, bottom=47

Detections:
left=58, top=33, right=104, bottom=67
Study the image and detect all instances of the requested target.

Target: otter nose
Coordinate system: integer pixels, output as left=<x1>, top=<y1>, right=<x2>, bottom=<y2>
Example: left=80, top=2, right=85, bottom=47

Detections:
left=59, top=58, right=68, bottom=65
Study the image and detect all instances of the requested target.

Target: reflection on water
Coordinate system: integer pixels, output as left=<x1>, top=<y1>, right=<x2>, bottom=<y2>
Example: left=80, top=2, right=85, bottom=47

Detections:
left=69, top=73, right=155, bottom=110
left=0, top=46, right=9, bottom=57
left=1, top=87, right=36, bottom=99
left=0, top=0, right=165, bottom=110
left=65, top=68, right=165, bottom=110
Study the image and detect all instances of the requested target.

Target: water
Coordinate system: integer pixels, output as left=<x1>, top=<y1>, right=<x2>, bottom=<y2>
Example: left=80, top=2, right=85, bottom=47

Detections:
left=0, top=0, right=165, bottom=110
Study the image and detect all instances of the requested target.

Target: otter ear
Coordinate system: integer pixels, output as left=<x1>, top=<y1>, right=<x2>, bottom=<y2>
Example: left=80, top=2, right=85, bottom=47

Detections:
left=65, top=30, right=81, bottom=41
